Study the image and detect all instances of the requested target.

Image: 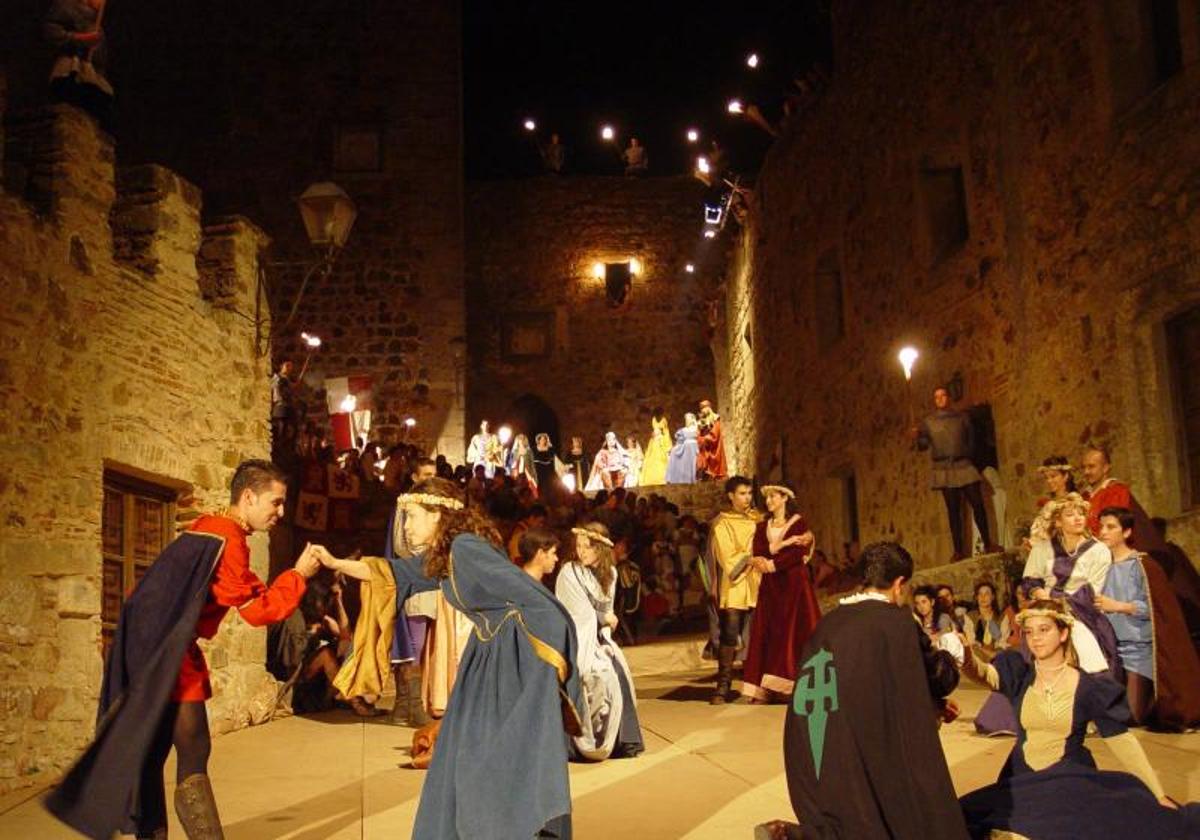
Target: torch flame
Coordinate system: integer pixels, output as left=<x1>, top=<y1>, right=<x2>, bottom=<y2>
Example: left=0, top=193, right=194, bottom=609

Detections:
left=898, top=347, right=919, bottom=381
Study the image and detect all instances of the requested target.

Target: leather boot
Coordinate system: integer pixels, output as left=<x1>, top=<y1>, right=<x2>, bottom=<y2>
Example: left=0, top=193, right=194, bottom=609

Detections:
left=710, top=644, right=736, bottom=705
left=407, top=673, right=430, bottom=727
left=389, top=665, right=411, bottom=726
left=173, top=774, right=224, bottom=840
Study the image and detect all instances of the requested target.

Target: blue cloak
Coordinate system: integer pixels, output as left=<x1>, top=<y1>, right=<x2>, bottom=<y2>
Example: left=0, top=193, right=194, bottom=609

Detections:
left=391, top=533, right=583, bottom=839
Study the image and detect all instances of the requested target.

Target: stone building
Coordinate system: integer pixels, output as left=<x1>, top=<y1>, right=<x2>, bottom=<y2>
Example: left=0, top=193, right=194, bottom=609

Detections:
left=0, top=105, right=278, bottom=791
left=467, top=176, right=723, bottom=454
left=720, top=0, right=1200, bottom=567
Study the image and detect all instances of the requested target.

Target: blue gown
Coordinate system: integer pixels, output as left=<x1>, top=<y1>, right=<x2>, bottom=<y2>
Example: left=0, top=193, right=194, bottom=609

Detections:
left=665, top=426, right=699, bottom=484
left=388, top=534, right=583, bottom=840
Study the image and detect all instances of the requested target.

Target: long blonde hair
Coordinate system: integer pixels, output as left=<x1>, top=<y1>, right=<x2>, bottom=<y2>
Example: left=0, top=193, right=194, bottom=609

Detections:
left=574, top=521, right=616, bottom=591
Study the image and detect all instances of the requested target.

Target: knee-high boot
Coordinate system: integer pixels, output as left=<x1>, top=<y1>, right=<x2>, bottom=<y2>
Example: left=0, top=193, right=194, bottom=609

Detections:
left=710, top=645, right=736, bottom=705
left=174, top=774, right=224, bottom=840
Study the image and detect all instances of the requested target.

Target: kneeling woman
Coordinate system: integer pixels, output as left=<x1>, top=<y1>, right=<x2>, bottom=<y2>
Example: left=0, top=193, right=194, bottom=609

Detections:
left=958, top=600, right=1196, bottom=839
left=556, top=523, right=645, bottom=760
left=319, top=478, right=582, bottom=840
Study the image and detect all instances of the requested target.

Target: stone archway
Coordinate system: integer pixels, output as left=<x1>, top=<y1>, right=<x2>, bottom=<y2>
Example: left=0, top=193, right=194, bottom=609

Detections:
left=505, top=393, right=561, bottom=448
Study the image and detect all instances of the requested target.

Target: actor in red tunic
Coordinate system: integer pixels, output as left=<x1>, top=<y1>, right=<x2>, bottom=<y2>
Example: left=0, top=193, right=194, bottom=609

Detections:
left=696, top=399, right=728, bottom=480
left=741, top=485, right=820, bottom=702
left=174, top=513, right=308, bottom=702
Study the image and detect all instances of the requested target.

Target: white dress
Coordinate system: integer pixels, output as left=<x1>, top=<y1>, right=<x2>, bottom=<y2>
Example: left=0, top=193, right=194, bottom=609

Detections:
left=1022, top=539, right=1112, bottom=673
left=554, top=563, right=640, bottom=760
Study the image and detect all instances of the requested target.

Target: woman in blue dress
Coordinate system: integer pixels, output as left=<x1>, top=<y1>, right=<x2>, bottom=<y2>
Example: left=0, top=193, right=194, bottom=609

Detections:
left=957, top=599, right=1196, bottom=839
left=318, top=478, right=582, bottom=840
left=665, top=411, right=700, bottom=484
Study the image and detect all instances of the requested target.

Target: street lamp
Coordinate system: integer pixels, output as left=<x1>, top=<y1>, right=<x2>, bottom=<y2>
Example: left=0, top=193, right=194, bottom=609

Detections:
left=297, top=182, right=357, bottom=251
left=282, top=182, right=358, bottom=329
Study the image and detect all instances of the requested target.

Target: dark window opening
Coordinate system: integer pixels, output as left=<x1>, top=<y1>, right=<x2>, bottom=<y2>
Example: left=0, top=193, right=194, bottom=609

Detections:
left=1107, top=0, right=1184, bottom=113
left=921, top=165, right=969, bottom=265
left=1167, top=306, right=1200, bottom=507
left=814, top=249, right=845, bottom=350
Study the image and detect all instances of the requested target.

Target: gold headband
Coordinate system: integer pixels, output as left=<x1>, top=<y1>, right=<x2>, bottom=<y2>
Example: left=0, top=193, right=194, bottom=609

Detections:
left=1015, top=606, right=1075, bottom=627
left=572, top=527, right=614, bottom=548
left=760, top=485, right=795, bottom=500
left=397, top=493, right=464, bottom=511
left=1036, top=464, right=1075, bottom=475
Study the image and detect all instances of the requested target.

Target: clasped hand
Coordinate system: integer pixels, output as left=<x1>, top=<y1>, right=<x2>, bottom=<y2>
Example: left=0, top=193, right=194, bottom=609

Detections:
left=293, top=543, right=342, bottom=578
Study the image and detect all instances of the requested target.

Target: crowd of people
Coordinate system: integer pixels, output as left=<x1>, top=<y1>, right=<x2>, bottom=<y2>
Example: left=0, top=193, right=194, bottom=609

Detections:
left=48, top=411, right=1200, bottom=839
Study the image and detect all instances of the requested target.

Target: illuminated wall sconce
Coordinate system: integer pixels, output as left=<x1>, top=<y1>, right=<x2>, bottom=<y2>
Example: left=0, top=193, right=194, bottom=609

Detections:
left=591, top=260, right=639, bottom=306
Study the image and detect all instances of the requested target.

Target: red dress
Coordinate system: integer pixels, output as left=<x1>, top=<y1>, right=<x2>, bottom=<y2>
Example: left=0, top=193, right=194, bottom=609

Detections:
left=172, top=514, right=307, bottom=702
left=741, top=516, right=821, bottom=700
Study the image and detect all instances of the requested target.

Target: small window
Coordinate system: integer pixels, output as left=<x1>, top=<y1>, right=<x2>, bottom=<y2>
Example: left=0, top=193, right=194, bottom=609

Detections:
left=1106, top=0, right=1184, bottom=113
left=101, top=472, right=177, bottom=657
left=921, top=165, right=969, bottom=265
left=842, top=471, right=860, bottom=543
left=1167, top=306, right=1200, bottom=507
left=814, top=249, right=845, bottom=350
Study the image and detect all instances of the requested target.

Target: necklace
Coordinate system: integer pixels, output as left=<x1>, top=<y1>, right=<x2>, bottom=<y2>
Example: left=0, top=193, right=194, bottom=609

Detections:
left=1034, top=662, right=1069, bottom=717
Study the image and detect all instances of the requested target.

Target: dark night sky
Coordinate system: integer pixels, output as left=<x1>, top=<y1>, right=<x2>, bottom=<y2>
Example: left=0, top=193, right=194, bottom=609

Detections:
left=463, top=1, right=832, bottom=180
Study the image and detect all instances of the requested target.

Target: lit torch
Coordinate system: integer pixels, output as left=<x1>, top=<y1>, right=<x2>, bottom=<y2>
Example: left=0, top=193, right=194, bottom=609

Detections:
left=898, top=346, right=919, bottom=427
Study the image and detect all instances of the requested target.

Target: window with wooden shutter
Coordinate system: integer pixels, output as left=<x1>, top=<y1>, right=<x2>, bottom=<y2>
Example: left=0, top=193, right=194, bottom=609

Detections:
left=100, top=473, right=176, bottom=657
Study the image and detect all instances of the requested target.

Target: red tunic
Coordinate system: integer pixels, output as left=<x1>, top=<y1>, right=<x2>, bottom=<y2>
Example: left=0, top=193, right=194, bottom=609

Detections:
left=697, top=418, right=728, bottom=479
left=1086, top=480, right=1134, bottom=536
left=173, top=514, right=307, bottom=702
left=741, top=516, right=822, bottom=699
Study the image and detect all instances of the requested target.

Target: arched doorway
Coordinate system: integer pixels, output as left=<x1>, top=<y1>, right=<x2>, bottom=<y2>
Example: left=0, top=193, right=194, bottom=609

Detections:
left=506, top=393, right=561, bottom=448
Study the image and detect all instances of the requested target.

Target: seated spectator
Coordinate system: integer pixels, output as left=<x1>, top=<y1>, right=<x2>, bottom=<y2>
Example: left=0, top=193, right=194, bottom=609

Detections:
left=508, top=504, right=549, bottom=562
left=936, top=582, right=967, bottom=632
left=965, top=581, right=1011, bottom=650
left=517, top=527, right=560, bottom=584
left=913, top=584, right=953, bottom=636
left=270, top=575, right=359, bottom=714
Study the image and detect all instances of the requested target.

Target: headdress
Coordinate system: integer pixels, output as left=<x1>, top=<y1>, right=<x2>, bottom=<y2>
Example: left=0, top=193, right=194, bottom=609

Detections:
left=760, top=484, right=795, bottom=500
left=397, top=492, right=464, bottom=511
left=1036, top=463, right=1075, bottom=475
left=572, top=526, right=614, bottom=548
left=1015, top=605, right=1075, bottom=627
left=1029, top=491, right=1090, bottom=542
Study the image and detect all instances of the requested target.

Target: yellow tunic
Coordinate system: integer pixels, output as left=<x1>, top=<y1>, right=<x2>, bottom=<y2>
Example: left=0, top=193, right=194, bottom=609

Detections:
left=640, top=417, right=671, bottom=486
left=711, top=509, right=763, bottom=610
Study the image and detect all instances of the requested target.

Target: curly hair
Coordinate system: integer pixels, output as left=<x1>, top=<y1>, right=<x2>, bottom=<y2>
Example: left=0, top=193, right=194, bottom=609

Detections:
left=405, top=477, right=503, bottom=579
left=1030, top=492, right=1091, bottom=543
left=573, top=521, right=616, bottom=592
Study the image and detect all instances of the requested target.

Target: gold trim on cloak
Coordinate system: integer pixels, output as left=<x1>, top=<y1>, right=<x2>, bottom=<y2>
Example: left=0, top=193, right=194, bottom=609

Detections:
left=446, top=543, right=582, bottom=733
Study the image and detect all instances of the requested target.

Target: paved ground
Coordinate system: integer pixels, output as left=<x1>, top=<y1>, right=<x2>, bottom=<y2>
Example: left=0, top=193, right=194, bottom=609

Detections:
left=2, top=637, right=1197, bottom=839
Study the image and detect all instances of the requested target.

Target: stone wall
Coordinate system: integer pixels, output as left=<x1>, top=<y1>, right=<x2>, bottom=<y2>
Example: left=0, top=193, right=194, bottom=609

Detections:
left=723, top=1, right=1200, bottom=567
left=0, top=105, right=278, bottom=793
left=466, top=176, right=723, bottom=458
left=112, top=1, right=468, bottom=459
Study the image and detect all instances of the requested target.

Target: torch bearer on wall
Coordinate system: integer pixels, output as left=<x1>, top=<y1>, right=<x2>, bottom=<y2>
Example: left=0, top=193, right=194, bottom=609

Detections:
left=898, top=346, right=919, bottom=429
left=299, top=332, right=322, bottom=380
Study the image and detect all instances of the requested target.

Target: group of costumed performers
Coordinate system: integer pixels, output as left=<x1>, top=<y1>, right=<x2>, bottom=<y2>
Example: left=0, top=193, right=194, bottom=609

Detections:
left=958, top=600, right=1197, bottom=838
left=761, top=542, right=1199, bottom=840
left=739, top=485, right=821, bottom=703
left=319, top=477, right=584, bottom=839
left=554, top=524, right=645, bottom=760
left=46, top=461, right=320, bottom=840
left=1018, top=492, right=1200, bottom=731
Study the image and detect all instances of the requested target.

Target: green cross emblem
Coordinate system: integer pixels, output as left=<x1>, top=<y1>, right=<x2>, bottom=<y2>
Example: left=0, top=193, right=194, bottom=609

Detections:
left=792, top=647, right=838, bottom=779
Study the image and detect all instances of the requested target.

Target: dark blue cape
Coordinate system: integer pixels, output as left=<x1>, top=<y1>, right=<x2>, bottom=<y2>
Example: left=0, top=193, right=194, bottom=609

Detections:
left=45, top=530, right=225, bottom=839
left=392, top=533, right=583, bottom=840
